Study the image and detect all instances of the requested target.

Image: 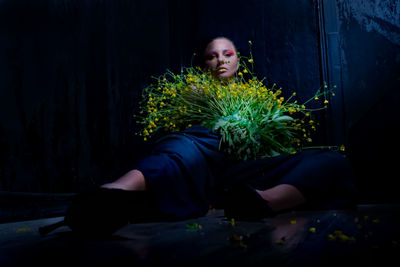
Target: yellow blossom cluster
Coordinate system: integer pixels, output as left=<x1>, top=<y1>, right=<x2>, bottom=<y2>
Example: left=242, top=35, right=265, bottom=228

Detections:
left=135, top=49, right=333, bottom=160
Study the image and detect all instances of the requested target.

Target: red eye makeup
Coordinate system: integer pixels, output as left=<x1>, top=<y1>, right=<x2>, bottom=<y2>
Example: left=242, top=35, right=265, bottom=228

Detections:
left=225, top=50, right=235, bottom=57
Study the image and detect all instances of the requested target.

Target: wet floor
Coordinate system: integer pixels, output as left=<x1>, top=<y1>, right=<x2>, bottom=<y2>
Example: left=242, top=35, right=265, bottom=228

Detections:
left=1, top=205, right=400, bottom=266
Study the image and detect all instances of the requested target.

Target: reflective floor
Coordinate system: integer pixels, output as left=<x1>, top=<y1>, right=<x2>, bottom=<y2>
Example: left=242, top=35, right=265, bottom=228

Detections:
left=1, top=205, right=400, bottom=266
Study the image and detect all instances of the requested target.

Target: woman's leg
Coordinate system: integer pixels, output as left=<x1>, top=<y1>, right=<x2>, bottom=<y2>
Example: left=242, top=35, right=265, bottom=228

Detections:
left=255, top=184, right=306, bottom=212
left=101, top=172, right=306, bottom=212
left=101, top=169, right=147, bottom=191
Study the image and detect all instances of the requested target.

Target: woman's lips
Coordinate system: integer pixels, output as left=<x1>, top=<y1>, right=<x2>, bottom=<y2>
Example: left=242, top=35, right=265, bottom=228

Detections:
left=217, top=67, right=227, bottom=72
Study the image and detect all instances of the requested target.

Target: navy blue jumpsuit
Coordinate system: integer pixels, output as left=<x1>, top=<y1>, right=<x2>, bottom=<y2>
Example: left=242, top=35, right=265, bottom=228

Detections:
left=132, top=125, right=357, bottom=220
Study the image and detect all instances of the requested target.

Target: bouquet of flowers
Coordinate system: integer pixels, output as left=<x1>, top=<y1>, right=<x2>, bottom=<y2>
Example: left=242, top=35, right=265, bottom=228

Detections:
left=135, top=44, right=333, bottom=160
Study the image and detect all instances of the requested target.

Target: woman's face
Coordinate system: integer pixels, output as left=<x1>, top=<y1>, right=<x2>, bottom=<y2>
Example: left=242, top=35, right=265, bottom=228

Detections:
left=203, top=38, right=239, bottom=79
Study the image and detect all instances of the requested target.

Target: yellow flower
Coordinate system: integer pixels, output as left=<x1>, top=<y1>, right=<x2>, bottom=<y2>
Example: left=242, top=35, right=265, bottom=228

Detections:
left=238, top=72, right=243, bottom=76
left=324, top=100, right=329, bottom=104
left=309, top=227, right=316, bottom=233
left=314, top=96, right=319, bottom=100
left=327, top=234, right=336, bottom=240
left=243, top=69, right=248, bottom=73
left=248, top=59, right=254, bottom=63
left=340, top=145, right=345, bottom=152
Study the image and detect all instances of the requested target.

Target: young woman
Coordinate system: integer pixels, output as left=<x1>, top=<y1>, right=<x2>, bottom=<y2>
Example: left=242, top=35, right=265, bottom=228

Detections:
left=63, top=37, right=357, bottom=236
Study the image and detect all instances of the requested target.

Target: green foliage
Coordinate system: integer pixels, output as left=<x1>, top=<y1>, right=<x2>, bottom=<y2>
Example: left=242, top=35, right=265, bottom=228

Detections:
left=135, top=42, right=333, bottom=160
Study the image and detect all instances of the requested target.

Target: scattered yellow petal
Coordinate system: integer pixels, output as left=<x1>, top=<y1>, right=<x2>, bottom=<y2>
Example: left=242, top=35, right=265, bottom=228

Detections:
left=328, top=230, right=355, bottom=243
left=328, top=234, right=336, bottom=241
left=334, top=230, right=342, bottom=235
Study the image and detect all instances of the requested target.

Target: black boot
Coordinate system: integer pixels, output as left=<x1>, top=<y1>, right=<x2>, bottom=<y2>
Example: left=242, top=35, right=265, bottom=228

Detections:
left=223, top=184, right=275, bottom=221
left=64, top=188, right=164, bottom=237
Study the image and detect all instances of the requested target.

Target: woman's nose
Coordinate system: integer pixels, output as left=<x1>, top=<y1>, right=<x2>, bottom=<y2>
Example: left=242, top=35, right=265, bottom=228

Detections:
left=218, top=56, right=226, bottom=64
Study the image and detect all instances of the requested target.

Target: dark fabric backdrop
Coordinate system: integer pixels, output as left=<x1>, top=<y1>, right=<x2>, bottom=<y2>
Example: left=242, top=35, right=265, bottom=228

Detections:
left=0, top=0, right=399, bottom=203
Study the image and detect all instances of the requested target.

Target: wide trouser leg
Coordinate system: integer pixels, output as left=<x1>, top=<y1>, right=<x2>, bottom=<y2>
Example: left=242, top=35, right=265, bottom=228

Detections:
left=132, top=131, right=226, bottom=220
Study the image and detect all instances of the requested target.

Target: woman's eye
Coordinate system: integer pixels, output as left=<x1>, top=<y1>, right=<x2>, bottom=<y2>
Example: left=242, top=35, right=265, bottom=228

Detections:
left=206, top=54, right=216, bottom=60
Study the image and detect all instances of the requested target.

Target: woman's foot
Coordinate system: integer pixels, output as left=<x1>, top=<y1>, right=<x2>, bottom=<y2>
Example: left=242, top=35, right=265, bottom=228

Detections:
left=255, top=184, right=306, bottom=212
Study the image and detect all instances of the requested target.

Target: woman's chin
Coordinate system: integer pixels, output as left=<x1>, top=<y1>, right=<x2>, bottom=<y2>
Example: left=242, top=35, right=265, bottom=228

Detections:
left=215, top=72, right=234, bottom=79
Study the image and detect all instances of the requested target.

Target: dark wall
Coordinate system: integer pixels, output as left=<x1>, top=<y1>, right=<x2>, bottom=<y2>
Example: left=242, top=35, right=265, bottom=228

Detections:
left=0, top=0, right=322, bottom=193
left=318, top=0, right=400, bottom=203
left=0, top=0, right=399, bottom=204
left=335, top=0, right=400, bottom=202
left=0, top=0, right=173, bottom=192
